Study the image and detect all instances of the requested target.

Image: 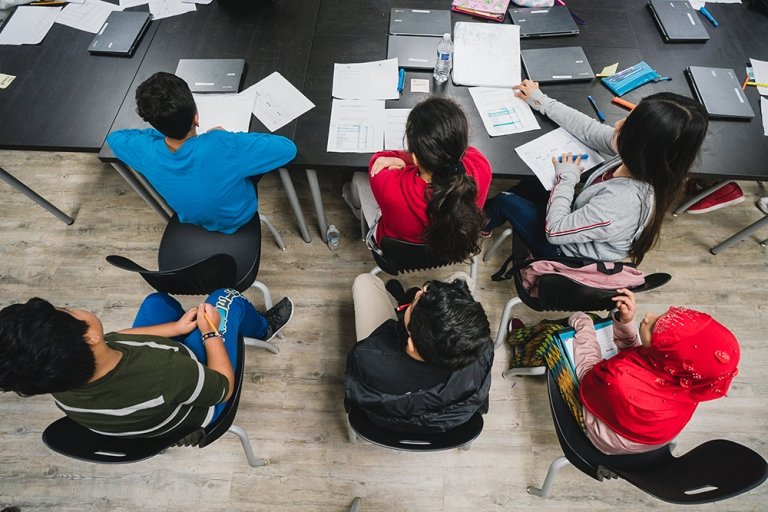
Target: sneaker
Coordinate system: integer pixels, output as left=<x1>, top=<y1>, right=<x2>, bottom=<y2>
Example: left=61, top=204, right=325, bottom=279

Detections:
left=508, top=317, right=526, bottom=334
left=757, top=197, right=768, bottom=215
left=262, top=297, right=294, bottom=341
left=342, top=182, right=362, bottom=220
left=687, top=182, right=744, bottom=214
left=385, top=279, right=406, bottom=304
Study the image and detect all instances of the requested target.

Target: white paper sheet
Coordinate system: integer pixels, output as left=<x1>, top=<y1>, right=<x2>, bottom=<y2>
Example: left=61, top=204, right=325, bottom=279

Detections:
left=688, top=0, right=705, bottom=9
left=468, top=87, right=540, bottom=137
left=119, top=0, right=149, bottom=7
left=515, top=127, right=605, bottom=190
left=182, top=0, right=213, bottom=3
left=327, top=99, right=385, bottom=153
left=0, top=6, right=61, bottom=45
left=193, top=90, right=256, bottom=134
left=453, top=22, right=521, bottom=87
left=242, top=72, right=315, bottom=132
left=749, top=58, right=768, bottom=96
left=331, top=58, right=399, bottom=100
left=148, top=0, right=195, bottom=20
left=56, top=0, right=122, bottom=34
left=384, top=109, right=410, bottom=150
left=762, top=97, right=768, bottom=137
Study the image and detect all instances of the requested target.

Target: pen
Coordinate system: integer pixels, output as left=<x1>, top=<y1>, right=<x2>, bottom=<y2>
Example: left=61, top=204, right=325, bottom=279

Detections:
left=397, top=68, right=405, bottom=94
left=395, top=302, right=411, bottom=312
left=203, top=311, right=221, bottom=337
left=699, top=6, right=718, bottom=27
left=587, top=95, right=606, bottom=123
left=558, top=154, right=589, bottom=162
left=745, top=82, right=768, bottom=87
left=611, top=97, right=636, bottom=110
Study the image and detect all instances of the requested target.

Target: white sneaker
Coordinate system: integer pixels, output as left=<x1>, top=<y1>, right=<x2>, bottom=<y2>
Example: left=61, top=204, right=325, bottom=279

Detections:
left=757, top=197, right=768, bottom=215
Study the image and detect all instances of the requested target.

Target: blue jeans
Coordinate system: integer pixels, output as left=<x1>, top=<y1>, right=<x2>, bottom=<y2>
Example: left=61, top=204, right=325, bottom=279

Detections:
left=484, top=182, right=561, bottom=258
left=132, top=288, right=268, bottom=419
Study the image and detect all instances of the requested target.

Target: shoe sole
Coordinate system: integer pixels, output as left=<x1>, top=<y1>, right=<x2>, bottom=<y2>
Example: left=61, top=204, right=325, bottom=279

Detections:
left=264, top=297, right=295, bottom=342
left=687, top=195, right=745, bottom=214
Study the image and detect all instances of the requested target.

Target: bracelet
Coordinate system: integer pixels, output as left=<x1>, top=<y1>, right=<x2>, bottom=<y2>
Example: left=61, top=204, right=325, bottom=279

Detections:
left=201, top=331, right=221, bottom=342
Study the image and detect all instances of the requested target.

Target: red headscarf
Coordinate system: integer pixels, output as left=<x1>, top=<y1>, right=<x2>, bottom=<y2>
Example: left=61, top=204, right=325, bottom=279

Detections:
left=580, top=307, right=740, bottom=445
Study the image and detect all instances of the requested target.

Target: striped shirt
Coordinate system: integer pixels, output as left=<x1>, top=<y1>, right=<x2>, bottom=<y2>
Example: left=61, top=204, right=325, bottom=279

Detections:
left=52, top=333, right=229, bottom=438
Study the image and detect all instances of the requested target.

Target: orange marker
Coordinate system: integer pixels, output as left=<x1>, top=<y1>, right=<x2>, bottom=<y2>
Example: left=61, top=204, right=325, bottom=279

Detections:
left=611, top=97, right=637, bottom=111
left=741, top=75, right=749, bottom=91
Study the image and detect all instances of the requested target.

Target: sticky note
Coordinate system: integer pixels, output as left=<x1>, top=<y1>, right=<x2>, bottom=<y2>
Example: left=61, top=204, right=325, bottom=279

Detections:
left=411, top=79, right=430, bottom=93
left=596, top=63, right=619, bottom=78
left=0, top=74, right=15, bottom=89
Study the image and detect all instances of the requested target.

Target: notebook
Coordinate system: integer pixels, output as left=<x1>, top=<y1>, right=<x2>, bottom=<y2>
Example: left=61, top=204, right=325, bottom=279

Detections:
left=388, top=8, right=451, bottom=36
left=174, top=59, right=246, bottom=93
left=508, top=6, right=579, bottom=38
left=647, top=0, right=710, bottom=42
left=686, top=66, right=755, bottom=120
left=387, top=35, right=440, bottom=70
left=521, top=47, right=594, bottom=83
left=88, top=11, right=151, bottom=57
left=451, top=0, right=510, bottom=22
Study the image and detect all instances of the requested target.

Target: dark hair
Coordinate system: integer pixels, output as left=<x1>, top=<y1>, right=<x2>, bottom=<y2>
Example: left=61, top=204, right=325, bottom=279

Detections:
left=135, top=72, right=197, bottom=139
left=617, top=92, right=708, bottom=264
left=406, top=97, right=486, bottom=263
left=0, top=298, right=94, bottom=396
left=408, top=279, right=491, bottom=370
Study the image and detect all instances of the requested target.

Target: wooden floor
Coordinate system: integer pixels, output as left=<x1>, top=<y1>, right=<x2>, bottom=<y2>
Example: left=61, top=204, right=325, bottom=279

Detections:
left=0, top=150, right=766, bottom=512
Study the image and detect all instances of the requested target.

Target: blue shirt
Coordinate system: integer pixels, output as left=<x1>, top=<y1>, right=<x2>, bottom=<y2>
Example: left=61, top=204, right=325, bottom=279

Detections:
left=107, top=128, right=297, bottom=234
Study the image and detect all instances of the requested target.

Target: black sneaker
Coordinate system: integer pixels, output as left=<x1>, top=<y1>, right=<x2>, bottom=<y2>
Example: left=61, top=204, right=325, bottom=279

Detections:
left=385, top=279, right=406, bottom=304
left=262, top=297, right=294, bottom=341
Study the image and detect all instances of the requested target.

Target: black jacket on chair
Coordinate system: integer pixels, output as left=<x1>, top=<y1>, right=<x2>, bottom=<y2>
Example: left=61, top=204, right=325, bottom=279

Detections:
left=344, top=320, right=493, bottom=433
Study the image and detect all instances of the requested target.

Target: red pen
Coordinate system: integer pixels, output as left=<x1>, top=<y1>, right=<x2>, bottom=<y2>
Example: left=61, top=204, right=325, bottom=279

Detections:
left=395, top=302, right=411, bottom=312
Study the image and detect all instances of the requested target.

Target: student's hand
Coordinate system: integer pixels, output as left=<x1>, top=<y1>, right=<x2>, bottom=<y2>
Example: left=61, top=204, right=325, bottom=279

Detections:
left=175, top=308, right=198, bottom=335
left=512, top=79, right=540, bottom=101
left=612, top=288, right=637, bottom=324
left=196, top=303, right=222, bottom=334
left=552, top=152, right=582, bottom=169
left=370, top=156, right=406, bottom=177
left=206, top=126, right=225, bottom=132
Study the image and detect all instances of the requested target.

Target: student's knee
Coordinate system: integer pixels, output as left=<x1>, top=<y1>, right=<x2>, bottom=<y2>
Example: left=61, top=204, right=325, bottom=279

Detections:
left=353, top=273, right=381, bottom=296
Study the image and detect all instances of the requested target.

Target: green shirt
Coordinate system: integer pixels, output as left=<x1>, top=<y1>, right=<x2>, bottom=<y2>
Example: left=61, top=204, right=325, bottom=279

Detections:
left=52, top=333, right=229, bottom=438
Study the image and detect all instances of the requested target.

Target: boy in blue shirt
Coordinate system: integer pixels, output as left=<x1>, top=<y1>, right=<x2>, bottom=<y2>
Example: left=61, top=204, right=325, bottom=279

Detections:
left=107, top=72, right=297, bottom=234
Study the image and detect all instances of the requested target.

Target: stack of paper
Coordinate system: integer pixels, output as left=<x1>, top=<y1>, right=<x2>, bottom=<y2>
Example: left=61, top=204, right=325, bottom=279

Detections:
left=56, top=0, right=123, bottom=34
left=0, top=6, right=61, bottom=45
left=244, top=72, right=315, bottom=132
left=452, top=22, right=521, bottom=87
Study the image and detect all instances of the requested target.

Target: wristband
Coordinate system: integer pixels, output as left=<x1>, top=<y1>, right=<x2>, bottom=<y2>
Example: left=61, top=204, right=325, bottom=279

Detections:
left=201, top=331, right=221, bottom=342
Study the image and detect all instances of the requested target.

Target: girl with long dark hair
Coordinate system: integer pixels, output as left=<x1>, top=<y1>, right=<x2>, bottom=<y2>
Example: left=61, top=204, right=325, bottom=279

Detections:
left=484, top=80, right=709, bottom=264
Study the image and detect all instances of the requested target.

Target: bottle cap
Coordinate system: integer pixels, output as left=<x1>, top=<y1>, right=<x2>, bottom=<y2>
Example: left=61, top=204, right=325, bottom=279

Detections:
left=443, top=33, right=451, bottom=39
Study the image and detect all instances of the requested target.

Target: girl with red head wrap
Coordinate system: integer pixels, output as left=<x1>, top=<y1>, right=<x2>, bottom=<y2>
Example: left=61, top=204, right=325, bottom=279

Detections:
left=570, top=290, right=740, bottom=455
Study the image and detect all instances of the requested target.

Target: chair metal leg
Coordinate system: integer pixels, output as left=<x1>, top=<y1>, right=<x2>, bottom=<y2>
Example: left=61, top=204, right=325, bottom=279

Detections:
left=278, top=167, right=311, bottom=243
left=259, top=214, right=286, bottom=251
left=111, top=162, right=171, bottom=221
left=243, top=337, right=279, bottom=354
left=483, top=228, right=513, bottom=263
left=350, top=497, right=362, bottom=512
left=370, top=266, right=383, bottom=276
left=251, top=280, right=284, bottom=339
left=495, top=297, right=523, bottom=350
left=469, top=255, right=478, bottom=291
left=306, top=168, right=329, bottom=242
left=673, top=180, right=730, bottom=216
left=227, top=424, right=266, bottom=467
left=527, top=456, right=570, bottom=498
left=0, top=166, right=74, bottom=224
left=710, top=214, right=768, bottom=255
left=503, top=366, right=546, bottom=379
left=347, top=421, right=360, bottom=443
left=360, top=213, right=368, bottom=241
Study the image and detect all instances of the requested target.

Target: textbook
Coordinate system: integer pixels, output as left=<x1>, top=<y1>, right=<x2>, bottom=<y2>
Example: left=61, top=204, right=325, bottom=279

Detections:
left=451, top=0, right=511, bottom=22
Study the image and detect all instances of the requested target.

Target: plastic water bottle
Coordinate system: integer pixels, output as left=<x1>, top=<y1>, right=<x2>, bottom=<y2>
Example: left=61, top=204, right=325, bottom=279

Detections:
left=326, top=224, right=341, bottom=251
left=433, top=33, right=453, bottom=84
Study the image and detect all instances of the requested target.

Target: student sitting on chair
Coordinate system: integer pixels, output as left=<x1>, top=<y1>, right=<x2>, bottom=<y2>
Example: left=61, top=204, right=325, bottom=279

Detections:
left=0, top=290, right=293, bottom=438
left=342, top=97, right=492, bottom=264
left=483, top=80, right=708, bottom=264
left=345, top=273, right=493, bottom=433
left=572, top=289, right=739, bottom=455
left=107, top=72, right=297, bottom=234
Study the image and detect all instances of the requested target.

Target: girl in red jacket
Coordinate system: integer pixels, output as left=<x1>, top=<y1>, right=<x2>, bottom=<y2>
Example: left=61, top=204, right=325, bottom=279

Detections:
left=345, top=97, right=492, bottom=263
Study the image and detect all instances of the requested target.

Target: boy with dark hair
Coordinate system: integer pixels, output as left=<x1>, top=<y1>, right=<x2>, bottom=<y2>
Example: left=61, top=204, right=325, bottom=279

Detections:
left=0, top=290, right=293, bottom=438
left=106, top=72, right=297, bottom=234
left=345, top=273, right=493, bottom=433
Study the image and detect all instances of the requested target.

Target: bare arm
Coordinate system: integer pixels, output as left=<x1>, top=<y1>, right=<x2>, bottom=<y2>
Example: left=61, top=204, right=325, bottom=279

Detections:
left=197, top=303, right=234, bottom=401
left=118, top=308, right=197, bottom=338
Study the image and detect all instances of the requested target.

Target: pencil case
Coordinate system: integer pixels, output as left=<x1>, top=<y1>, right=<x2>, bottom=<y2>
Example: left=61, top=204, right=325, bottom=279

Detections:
left=601, top=61, right=660, bottom=97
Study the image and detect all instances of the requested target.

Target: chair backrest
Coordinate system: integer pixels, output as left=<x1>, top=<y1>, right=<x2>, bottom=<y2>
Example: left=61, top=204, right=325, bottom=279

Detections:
left=158, top=213, right=261, bottom=292
left=347, top=406, right=483, bottom=452
left=372, top=237, right=459, bottom=276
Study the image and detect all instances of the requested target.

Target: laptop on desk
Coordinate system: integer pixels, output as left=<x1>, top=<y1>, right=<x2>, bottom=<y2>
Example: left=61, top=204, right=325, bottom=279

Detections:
left=686, top=66, right=755, bottom=120
left=88, top=11, right=152, bottom=57
left=521, top=47, right=594, bottom=83
left=508, top=6, right=578, bottom=38
left=174, top=59, right=246, bottom=93
left=389, top=8, right=451, bottom=36
left=387, top=35, right=440, bottom=70
left=648, top=0, right=710, bottom=42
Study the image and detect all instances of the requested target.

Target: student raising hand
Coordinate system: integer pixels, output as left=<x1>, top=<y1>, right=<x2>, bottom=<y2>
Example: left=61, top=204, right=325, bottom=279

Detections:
left=612, top=288, right=636, bottom=324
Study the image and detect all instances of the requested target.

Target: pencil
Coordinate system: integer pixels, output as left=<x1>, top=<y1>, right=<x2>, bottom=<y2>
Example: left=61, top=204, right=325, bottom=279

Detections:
left=745, top=82, right=768, bottom=87
left=203, top=311, right=221, bottom=336
left=741, top=75, right=750, bottom=91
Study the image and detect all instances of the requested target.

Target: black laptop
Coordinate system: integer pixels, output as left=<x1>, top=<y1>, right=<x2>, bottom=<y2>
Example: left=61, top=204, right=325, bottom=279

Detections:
left=88, top=11, right=151, bottom=57
left=387, top=35, right=440, bottom=70
left=521, top=47, right=594, bottom=83
left=389, top=8, right=451, bottom=36
left=686, top=66, right=755, bottom=119
left=174, top=59, right=246, bottom=93
left=648, top=0, right=710, bottom=42
left=508, top=5, right=578, bottom=38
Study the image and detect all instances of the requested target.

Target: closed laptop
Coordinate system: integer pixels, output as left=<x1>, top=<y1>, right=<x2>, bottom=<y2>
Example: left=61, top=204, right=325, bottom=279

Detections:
left=389, top=8, right=451, bottom=36
left=686, top=66, right=755, bottom=119
left=648, top=0, right=709, bottom=42
left=88, top=11, right=151, bottom=57
left=521, top=47, right=594, bottom=83
left=387, top=35, right=440, bottom=70
left=174, top=59, right=246, bottom=93
left=508, top=6, right=578, bottom=38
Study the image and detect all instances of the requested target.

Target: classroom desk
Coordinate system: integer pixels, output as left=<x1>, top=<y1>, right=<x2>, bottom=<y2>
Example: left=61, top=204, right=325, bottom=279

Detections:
left=291, top=0, right=768, bottom=244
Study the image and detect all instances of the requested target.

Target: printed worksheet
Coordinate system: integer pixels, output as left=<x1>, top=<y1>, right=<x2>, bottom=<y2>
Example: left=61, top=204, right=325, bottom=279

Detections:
left=331, top=58, right=399, bottom=100
left=55, top=0, right=122, bottom=34
left=119, top=0, right=149, bottom=7
left=148, top=0, right=196, bottom=20
left=327, top=99, right=385, bottom=153
left=244, top=72, right=315, bottom=132
left=749, top=58, right=768, bottom=96
left=193, top=90, right=256, bottom=134
left=469, top=87, right=540, bottom=137
left=384, top=109, right=410, bottom=150
left=0, top=6, right=61, bottom=45
left=515, top=128, right=605, bottom=190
